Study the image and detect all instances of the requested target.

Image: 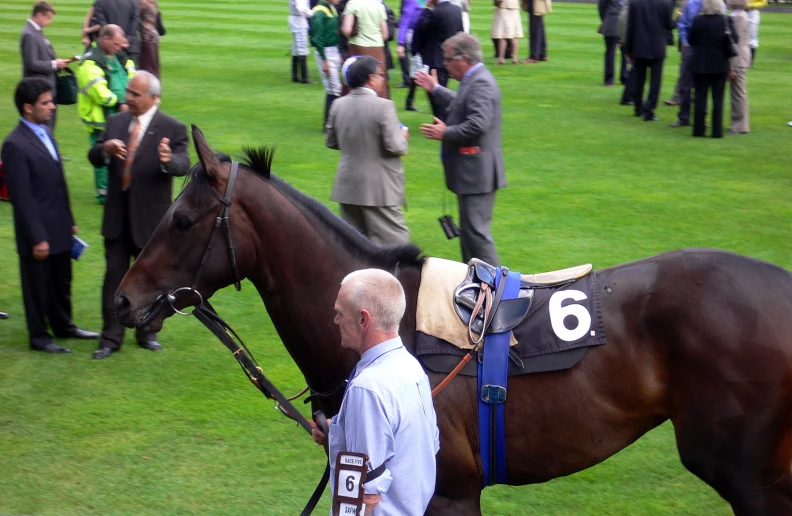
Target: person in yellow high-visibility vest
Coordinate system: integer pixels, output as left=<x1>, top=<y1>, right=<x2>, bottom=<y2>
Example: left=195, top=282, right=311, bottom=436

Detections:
left=76, top=24, right=135, bottom=204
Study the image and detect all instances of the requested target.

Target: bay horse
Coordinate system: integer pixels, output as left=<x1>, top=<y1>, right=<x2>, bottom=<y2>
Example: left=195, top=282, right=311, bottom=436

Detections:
left=116, top=126, right=792, bottom=515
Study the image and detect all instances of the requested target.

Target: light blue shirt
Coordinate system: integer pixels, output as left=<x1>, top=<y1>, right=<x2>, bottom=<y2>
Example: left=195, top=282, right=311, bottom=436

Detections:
left=20, top=118, right=58, bottom=161
left=329, top=337, right=440, bottom=516
left=677, top=0, right=702, bottom=46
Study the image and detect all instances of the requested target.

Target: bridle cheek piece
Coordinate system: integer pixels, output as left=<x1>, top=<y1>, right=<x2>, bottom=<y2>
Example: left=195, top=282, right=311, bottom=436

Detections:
left=166, top=161, right=243, bottom=315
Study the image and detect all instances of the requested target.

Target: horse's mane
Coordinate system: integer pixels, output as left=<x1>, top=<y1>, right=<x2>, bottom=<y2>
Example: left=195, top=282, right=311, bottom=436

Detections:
left=183, top=146, right=425, bottom=269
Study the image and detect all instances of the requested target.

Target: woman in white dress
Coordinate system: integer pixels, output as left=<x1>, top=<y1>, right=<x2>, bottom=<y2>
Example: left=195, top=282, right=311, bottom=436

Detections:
left=491, top=0, right=524, bottom=64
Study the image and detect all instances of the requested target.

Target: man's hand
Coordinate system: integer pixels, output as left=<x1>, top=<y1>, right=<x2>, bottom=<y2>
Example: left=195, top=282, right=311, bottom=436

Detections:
left=419, top=117, right=446, bottom=141
left=81, top=35, right=91, bottom=47
left=55, top=59, right=70, bottom=70
left=322, top=60, right=330, bottom=75
left=33, top=241, right=49, bottom=261
left=118, top=103, right=129, bottom=112
left=413, top=70, right=438, bottom=93
left=311, top=416, right=333, bottom=445
left=72, top=226, right=78, bottom=235
left=363, top=494, right=381, bottom=515
left=397, top=45, right=406, bottom=59
left=728, top=70, right=737, bottom=81
left=158, top=138, right=172, bottom=163
left=102, top=139, right=127, bottom=159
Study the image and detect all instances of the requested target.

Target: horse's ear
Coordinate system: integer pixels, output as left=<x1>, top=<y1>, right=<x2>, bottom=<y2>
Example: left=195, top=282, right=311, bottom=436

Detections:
left=191, top=124, right=224, bottom=180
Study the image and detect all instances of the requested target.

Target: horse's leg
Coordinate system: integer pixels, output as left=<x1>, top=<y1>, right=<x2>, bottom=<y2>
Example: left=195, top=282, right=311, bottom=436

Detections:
left=673, top=410, right=792, bottom=516
left=427, top=376, right=483, bottom=516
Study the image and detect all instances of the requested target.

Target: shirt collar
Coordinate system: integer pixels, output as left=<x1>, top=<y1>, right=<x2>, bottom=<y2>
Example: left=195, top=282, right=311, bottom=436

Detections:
left=27, top=19, right=42, bottom=31
left=462, top=62, right=484, bottom=83
left=355, top=337, right=404, bottom=376
left=135, top=105, right=159, bottom=129
left=356, top=87, right=378, bottom=96
left=20, top=117, right=48, bottom=136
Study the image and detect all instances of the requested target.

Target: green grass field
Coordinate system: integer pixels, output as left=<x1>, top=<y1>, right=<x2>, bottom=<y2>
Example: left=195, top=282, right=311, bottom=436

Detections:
left=1, top=0, right=791, bottom=514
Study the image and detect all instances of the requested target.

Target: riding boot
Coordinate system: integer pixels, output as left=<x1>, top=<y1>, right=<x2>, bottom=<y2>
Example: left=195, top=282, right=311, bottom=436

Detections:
left=324, top=94, right=338, bottom=127
left=292, top=56, right=299, bottom=83
left=299, top=56, right=310, bottom=84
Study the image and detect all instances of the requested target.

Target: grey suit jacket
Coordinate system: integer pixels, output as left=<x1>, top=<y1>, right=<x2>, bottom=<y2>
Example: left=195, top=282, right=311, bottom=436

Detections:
left=20, top=21, right=57, bottom=91
left=326, top=89, right=408, bottom=207
left=94, top=0, right=141, bottom=54
left=432, top=65, right=506, bottom=196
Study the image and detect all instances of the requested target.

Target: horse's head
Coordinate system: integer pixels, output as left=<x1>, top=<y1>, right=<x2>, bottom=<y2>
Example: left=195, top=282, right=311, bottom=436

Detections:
left=115, top=125, right=261, bottom=333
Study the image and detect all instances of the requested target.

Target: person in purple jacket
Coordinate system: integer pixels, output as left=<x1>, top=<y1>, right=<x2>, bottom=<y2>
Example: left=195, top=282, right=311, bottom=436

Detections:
left=395, top=0, right=424, bottom=90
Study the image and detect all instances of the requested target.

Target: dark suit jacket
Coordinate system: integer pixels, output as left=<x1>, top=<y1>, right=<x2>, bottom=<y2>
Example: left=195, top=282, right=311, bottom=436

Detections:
left=88, top=109, right=189, bottom=249
left=20, top=21, right=57, bottom=91
left=2, top=122, right=74, bottom=256
left=93, top=0, right=141, bottom=55
left=624, top=0, right=674, bottom=59
left=415, top=1, right=463, bottom=69
left=599, top=0, right=622, bottom=37
left=432, top=65, right=506, bottom=195
left=689, top=14, right=735, bottom=75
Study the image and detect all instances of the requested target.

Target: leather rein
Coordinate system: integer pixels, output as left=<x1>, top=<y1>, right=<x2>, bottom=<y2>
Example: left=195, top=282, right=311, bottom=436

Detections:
left=149, top=161, right=337, bottom=515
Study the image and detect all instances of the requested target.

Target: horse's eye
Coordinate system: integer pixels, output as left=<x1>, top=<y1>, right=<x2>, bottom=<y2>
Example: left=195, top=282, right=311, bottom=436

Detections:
left=172, top=215, right=193, bottom=231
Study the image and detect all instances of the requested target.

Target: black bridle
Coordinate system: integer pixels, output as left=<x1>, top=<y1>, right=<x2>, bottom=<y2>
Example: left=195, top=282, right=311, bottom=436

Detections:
left=152, top=160, right=331, bottom=515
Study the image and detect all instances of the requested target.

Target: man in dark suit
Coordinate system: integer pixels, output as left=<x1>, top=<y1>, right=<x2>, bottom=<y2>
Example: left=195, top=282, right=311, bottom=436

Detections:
left=2, top=78, right=100, bottom=353
left=624, top=0, right=674, bottom=121
left=93, top=0, right=140, bottom=65
left=415, top=33, right=505, bottom=266
left=88, top=71, right=190, bottom=360
left=412, top=0, right=463, bottom=120
left=21, top=1, right=70, bottom=131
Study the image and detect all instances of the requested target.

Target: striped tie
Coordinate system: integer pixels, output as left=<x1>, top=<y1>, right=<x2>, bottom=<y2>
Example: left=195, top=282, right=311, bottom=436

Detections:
left=121, top=117, right=140, bottom=192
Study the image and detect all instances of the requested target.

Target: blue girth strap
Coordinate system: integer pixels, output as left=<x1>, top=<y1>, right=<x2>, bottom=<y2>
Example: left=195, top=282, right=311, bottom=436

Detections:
left=478, top=268, right=521, bottom=487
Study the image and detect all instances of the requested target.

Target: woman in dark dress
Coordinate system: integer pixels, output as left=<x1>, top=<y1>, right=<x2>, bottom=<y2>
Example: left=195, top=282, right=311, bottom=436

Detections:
left=688, top=0, right=737, bottom=138
left=598, top=0, right=623, bottom=86
left=139, top=0, right=161, bottom=78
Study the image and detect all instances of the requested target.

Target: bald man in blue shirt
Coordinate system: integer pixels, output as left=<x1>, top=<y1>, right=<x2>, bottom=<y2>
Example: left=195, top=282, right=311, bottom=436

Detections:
left=314, top=269, right=440, bottom=515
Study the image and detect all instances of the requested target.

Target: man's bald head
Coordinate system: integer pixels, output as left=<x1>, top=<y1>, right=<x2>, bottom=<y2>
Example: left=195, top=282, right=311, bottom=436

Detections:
left=98, top=24, right=126, bottom=56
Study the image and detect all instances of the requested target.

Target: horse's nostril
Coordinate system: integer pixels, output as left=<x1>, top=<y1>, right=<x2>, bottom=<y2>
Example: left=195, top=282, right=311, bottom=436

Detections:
left=115, top=293, right=131, bottom=315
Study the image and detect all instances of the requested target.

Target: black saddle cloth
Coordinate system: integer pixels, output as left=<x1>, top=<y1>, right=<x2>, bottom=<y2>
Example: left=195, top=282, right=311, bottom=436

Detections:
left=417, top=272, right=607, bottom=377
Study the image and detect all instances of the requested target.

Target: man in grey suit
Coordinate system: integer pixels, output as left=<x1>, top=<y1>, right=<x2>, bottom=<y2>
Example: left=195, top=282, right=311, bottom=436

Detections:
left=325, top=56, right=411, bottom=245
left=415, top=33, right=505, bottom=266
left=93, top=0, right=140, bottom=65
left=21, top=1, right=70, bottom=131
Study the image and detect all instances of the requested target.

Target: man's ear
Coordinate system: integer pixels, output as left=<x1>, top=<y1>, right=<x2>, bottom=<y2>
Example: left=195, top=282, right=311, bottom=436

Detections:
left=359, top=309, right=372, bottom=330
left=23, top=103, right=33, bottom=116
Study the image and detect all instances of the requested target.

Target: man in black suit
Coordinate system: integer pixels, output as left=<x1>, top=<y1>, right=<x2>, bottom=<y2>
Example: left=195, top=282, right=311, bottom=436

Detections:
left=2, top=78, right=100, bottom=353
left=412, top=0, right=463, bottom=120
left=93, top=0, right=140, bottom=65
left=88, top=71, right=190, bottom=360
left=21, top=1, right=70, bottom=131
left=624, top=0, right=674, bottom=121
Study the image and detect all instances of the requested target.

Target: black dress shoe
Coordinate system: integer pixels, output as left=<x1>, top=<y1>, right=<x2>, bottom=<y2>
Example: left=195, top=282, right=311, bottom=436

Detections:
left=669, top=121, right=690, bottom=128
left=405, top=104, right=421, bottom=112
left=644, top=115, right=660, bottom=121
left=64, top=328, right=100, bottom=339
left=93, top=347, right=114, bottom=360
left=138, top=340, right=162, bottom=351
left=32, top=342, right=71, bottom=353
left=0, top=311, right=8, bottom=319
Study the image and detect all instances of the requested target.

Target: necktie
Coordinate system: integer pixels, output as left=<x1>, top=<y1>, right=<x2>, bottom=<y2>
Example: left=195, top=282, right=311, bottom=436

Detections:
left=121, top=117, right=141, bottom=192
left=38, top=128, right=58, bottom=161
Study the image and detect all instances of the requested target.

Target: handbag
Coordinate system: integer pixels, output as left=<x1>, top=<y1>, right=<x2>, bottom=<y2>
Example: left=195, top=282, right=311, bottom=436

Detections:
left=55, top=68, right=78, bottom=105
left=156, top=12, right=166, bottom=36
left=722, top=15, right=738, bottom=58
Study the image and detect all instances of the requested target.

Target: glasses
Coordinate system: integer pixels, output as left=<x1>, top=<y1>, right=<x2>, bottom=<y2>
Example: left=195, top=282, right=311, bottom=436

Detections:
left=443, top=54, right=463, bottom=64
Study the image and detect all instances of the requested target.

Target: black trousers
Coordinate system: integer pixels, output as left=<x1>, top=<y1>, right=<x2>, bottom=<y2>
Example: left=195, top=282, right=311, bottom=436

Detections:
left=604, top=36, right=619, bottom=84
left=428, top=67, right=450, bottom=121
left=19, top=252, right=76, bottom=347
left=398, top=54, right=410, bottom=86
left=100, top=228, right=155, bottom=351
left=632, top=58, right=664, bottom=118
left=676, top=45, right=694, bottom=124
left=693, top=72, right=727, bottom=138
left=528, top=12, right=547, bottom=60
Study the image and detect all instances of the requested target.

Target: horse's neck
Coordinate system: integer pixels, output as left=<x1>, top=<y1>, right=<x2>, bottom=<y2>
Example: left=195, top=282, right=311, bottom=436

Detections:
left=241, top=185, right=371, bottom=391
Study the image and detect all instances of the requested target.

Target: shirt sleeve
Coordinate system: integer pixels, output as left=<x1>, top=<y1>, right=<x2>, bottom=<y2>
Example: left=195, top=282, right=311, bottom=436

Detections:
left=343, top=386, right=395, bottom=496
